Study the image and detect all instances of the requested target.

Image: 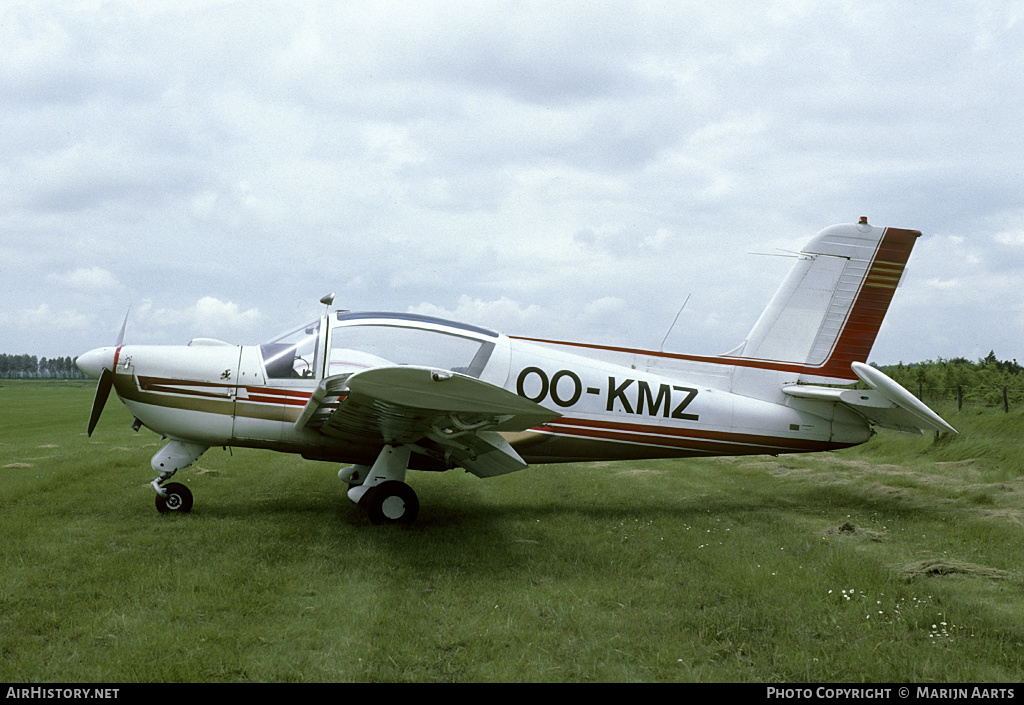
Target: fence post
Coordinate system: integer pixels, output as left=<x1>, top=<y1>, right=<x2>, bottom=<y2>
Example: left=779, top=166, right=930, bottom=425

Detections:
left=1003, top=386, right=1009, bottom=413
left=957, top=385, right=963, bottom=411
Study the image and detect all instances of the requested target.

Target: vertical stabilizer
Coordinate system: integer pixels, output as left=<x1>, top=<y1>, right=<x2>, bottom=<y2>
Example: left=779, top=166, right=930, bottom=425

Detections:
left=728, top=220, right=919, bottom=386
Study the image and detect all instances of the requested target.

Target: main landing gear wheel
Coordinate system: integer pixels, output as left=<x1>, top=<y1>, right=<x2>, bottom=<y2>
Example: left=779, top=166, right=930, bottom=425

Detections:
left=155, top=482, right=193, bottom=514
left=362, top=481, right=419, bottom=525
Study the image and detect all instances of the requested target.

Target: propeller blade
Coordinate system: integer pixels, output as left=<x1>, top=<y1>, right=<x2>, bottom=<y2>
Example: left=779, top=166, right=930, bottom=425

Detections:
left=87, top=367, right=114, bottom=436
left=116, top=307, right=130, bottom=347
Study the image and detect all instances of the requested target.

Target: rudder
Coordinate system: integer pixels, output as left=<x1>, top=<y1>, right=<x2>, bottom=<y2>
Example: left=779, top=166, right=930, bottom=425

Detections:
left=728, top=220, right=920, bottom=385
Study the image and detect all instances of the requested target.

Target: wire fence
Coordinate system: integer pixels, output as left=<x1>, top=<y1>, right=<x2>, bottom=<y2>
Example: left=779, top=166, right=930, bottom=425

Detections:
left=914, top=385, right=1024, bottom=412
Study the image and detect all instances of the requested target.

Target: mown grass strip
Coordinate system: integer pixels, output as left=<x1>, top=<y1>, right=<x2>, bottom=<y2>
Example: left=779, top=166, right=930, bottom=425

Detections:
left=1, top=382, right=1021, bottom=682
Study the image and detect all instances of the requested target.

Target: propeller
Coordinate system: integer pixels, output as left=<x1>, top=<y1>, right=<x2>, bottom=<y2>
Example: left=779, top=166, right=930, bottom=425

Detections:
left=80, top=308, right=130, bottom=437
left=87, top=368, right=114, bottom=436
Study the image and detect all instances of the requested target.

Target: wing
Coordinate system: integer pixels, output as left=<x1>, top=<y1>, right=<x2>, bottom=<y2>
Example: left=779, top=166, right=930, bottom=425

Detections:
left=294, top=366, right=560, bottom=476
left=783, top=361, right=956, bottom=435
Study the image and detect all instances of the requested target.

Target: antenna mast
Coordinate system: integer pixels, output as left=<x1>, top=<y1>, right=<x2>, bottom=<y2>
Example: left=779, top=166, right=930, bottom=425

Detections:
left=659, top=294, right=691, bottom=352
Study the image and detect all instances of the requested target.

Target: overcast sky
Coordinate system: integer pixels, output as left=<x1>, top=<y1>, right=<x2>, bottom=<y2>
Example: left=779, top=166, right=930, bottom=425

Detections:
left=3, top=0, right=1023, bottom=366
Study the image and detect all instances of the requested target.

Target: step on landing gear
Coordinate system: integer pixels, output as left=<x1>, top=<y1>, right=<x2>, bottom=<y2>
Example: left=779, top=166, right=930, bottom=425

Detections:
left=342, top=445, right=419, bottom=525
left=150, top=439, right=208, bottom=514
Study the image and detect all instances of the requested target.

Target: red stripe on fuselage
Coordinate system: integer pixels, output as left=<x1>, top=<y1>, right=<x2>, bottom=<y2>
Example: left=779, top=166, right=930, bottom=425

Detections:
left=135, top=377, right=313, bottom=406
left=242, top=386, right=313, bottom=406
left=542, top=417, right=848, bottom=455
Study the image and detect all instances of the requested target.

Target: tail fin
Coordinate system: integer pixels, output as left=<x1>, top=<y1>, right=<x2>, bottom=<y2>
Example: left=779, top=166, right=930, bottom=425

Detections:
left=728, top=220, right=919, bottom=384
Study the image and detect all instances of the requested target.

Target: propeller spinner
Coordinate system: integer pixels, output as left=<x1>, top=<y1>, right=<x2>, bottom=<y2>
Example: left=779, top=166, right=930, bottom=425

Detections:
left=77, top=309, right=129, bottom=436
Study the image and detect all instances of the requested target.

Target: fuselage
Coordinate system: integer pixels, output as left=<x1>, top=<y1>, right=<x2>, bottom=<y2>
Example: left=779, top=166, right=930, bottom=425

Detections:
left=77, top=311, right=872, bottom=470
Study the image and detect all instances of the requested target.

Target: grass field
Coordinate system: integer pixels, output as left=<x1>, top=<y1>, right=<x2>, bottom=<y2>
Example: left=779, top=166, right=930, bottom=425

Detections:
left=1, top=381, right=1022, bottom=682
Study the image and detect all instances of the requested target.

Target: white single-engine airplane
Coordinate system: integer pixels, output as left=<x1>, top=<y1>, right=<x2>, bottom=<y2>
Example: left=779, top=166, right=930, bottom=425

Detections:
left=77, top=219, right=955, bottom=524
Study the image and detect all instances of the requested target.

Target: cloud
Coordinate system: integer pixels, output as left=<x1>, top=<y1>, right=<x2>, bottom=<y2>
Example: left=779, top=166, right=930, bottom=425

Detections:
left=128, top=297, right=264, bottom=345
left=189, top=296, right=262, bottom=330
left=47, top=267, right=121, bottom=293
left=407, top=295, right=544, bottom=334
left=0, top=303, right=92, bottom=334
left=1, top=1, right=1022, bottom=367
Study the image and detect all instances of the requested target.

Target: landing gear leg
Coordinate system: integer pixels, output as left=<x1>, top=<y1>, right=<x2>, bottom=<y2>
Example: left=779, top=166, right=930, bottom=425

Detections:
left=345, top=445, right=419, bottom=525
left=150, top=439, right=208, bottom=514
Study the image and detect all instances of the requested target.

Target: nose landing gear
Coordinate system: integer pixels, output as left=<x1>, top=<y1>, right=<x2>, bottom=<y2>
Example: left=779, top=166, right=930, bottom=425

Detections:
left=150, top=439, right=208, bottom=514
left=155, top=482, right=194, bottom=513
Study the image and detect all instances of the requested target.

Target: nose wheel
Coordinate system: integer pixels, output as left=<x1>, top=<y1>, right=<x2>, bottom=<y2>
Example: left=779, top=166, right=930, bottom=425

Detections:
left=149, top=439, right=207, bottom=514
left=155, top=482, right=193, bottom=513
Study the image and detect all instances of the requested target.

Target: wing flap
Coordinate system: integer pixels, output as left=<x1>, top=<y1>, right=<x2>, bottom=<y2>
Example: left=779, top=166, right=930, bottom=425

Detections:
left=442, top=431, right=530, bottom=478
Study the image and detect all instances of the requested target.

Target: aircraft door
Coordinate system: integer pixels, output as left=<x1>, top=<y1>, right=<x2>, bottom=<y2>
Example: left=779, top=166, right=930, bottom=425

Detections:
left=233, top=318, right=325, bottom=443
left=231, top=344, right=264, bottom=440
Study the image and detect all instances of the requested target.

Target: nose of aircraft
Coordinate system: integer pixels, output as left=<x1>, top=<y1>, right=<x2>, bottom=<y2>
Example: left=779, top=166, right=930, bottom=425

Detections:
left=76, top=346, right=117, bottom=380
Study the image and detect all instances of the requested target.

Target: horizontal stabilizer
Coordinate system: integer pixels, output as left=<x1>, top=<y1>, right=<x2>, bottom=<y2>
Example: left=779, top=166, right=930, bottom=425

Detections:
left=783, top=362, right=956, bottom=435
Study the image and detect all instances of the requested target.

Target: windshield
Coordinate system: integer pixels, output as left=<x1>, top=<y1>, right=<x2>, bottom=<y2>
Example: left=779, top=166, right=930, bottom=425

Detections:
left=329, top=323, right=494, bottom=378
left=259, top=319, right=322, bottom=379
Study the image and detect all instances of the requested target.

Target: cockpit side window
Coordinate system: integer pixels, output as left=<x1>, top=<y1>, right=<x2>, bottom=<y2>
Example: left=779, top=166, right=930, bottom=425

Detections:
left=260, top=320, right=322, bottom=379
left=329, top=324, right=493, bottom=378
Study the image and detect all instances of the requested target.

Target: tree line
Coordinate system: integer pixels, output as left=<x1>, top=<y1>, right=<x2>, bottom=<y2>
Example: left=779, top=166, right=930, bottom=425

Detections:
left=878, top=351, right=1024, bottom=408
left=0, top=354, right=88, bottom=380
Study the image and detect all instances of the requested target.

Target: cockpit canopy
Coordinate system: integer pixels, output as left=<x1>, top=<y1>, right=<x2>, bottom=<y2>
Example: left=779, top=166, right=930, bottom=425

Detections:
left=259, top=312, right=499, bottom=380
left=260, top=320, right=323, bottom=379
